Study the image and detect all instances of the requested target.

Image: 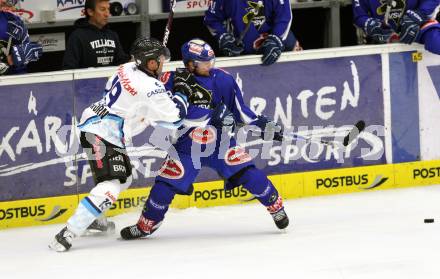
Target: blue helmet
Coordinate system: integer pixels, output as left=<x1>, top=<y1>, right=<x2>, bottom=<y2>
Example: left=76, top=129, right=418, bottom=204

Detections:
left=181, top=39, right=215, bottom=64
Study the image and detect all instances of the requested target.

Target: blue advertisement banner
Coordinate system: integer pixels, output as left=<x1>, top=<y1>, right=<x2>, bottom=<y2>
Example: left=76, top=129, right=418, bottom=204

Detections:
left=389, top=52, right=420, bottom=163
left=0, top=54, right=387, bottom=201
left=226, top=54, right=386, bottom=175
left=0, top=82, right=75, bottom=201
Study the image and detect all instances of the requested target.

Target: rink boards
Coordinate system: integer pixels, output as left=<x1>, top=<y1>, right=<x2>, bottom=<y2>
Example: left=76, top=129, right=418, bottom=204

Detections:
left=0, top=159, right=439, bottom=229
left=1, top=44, right=440, bottom=229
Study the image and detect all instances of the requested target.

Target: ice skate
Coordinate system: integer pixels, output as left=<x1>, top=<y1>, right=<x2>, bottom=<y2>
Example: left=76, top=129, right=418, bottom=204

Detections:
left=267, top=196, right=289, bottom=230
left=85, top=217, right=116, bottom=235
left=48, top=227, right=76, bottom=252
left=120, top=216, right=161, bottom=240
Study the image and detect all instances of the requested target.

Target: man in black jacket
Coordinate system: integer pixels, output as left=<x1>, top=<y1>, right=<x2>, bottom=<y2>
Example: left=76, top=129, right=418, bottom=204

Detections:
left=62, top=0, right=130, bottom=69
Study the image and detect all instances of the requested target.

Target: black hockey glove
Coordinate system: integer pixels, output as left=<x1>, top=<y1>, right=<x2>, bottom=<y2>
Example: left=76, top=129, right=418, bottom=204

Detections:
left=210, top=102, right=236, bottom=130
left=364, top=18, right=394, bottom=44
left=399, top=10, right=427, bottom=44
left=173, top=68, right=196, bottom=98
left=219, top=33, right=244, bottom=57
left=251, top=115, right=283, bottom=141
left=261, top=34, right=284, bottom=66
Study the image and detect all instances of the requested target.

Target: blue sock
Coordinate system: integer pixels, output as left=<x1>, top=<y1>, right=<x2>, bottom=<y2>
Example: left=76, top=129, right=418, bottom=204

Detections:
left=232, top=167, right=279, bottom=206
left=142, top=181, right=176, bottom=222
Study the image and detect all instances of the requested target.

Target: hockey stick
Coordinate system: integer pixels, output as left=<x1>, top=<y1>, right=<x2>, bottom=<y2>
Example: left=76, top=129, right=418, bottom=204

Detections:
left=384, top=0, right=393, bottom=25
left=6, top=36, right=12, bottom=55
left=237, top=120, right=366, bottom=203
left=282, top=120, right=366, bottom=147
left=236, top=0, right=264, bottom=46
left=162, top=0, right=176, bottom=47
left=382, top=0, right=401, bottom=42
left=236, top=120, right=366, bottom=148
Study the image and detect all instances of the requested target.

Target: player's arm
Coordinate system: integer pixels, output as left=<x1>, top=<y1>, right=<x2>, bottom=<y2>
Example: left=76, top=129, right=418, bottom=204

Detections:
left=203, top=0, right=228, bottom=40
left=147, top=89, right=188, bottom=129
left=220, top=72, right=283, bottom=140
left=5, top=12, right=42, bottom=68
left=417, top=0, right=440, bottom=18
left=398, top=0, right=440, bottom=44
left=219, top=73, right=257, bottom=125
left=162, top=69, right=212, bottom=127
left=352, top=0, right=374, bottom=29
left=271, top=0, right=293, bottom=41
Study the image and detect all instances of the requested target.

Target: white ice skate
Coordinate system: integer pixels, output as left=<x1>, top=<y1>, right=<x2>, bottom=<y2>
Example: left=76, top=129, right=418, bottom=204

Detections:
left=48, top=227, right=75, bottom=252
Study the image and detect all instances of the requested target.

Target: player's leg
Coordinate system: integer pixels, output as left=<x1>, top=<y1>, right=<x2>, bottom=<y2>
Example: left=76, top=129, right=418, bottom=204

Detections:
left=120, top=153, right=199, bottom=240
left=120, top=181, right=177, bottom=239
left=49, top=132, right=132, bottom=252
left=228, top=166, right=289, bottom=229
left=214, top=145, right=289, bottom=229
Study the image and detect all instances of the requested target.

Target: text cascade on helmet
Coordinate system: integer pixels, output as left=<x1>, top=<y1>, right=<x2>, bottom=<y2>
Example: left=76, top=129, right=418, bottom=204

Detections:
left=130, top=37, right=171, bottom=67
left=181, top=39, right=215, bottom=65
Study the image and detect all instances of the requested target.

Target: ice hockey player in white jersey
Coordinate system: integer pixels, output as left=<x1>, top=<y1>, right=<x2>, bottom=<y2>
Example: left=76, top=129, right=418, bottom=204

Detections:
left=49, top=37, right=189, bottom=252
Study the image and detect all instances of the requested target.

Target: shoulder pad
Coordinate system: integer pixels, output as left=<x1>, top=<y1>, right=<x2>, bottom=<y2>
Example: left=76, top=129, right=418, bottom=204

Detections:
left=160, top=71, right=174, bottom=84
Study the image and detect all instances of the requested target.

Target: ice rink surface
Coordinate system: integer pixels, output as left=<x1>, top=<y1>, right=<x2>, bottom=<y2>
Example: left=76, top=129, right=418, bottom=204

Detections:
left=1, top=185, right=440, bottom=279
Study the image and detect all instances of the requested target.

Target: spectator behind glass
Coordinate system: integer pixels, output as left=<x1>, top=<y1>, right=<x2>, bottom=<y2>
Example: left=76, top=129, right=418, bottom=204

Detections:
left=0, top=0, right=43, bottom=75
left=62, top=0, right=130, bottom=69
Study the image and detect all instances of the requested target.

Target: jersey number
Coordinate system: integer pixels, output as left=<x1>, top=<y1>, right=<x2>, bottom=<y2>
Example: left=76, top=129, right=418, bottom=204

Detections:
left=104, top=76, right=122, bottom=108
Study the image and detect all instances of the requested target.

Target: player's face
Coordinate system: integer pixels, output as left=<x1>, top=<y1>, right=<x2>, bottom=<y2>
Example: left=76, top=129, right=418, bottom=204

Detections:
left=193, top=60, right=215, bottom=76
left=0, top=0, right=11, bottom=8
left=156, top=55, right=167, bottom=75
left=88, top=1, right=110, bottom=29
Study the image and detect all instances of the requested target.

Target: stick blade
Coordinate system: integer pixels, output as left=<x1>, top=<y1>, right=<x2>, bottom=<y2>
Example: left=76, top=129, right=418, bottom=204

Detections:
left=343, top=120, right=366, bottom=146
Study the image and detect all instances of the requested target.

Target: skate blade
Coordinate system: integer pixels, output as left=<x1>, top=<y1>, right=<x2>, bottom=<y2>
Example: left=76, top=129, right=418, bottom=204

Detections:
left=117, top=235, right=150, bottom=241
left=84, top=222, right=116, bottom=236
left=48, top=239, right=69, bottom=252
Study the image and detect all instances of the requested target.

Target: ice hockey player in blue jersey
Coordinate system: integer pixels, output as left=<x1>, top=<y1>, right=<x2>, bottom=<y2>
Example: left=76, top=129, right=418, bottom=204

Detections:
left=353, top=0, right=440, bottom=54
left=0, top=0, right=42, bottom=75
left=49, top=37, right=189, bottom=252
left=204, top=0, right=301, bottom=65
left=120, top=39, right=289, bottom=240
